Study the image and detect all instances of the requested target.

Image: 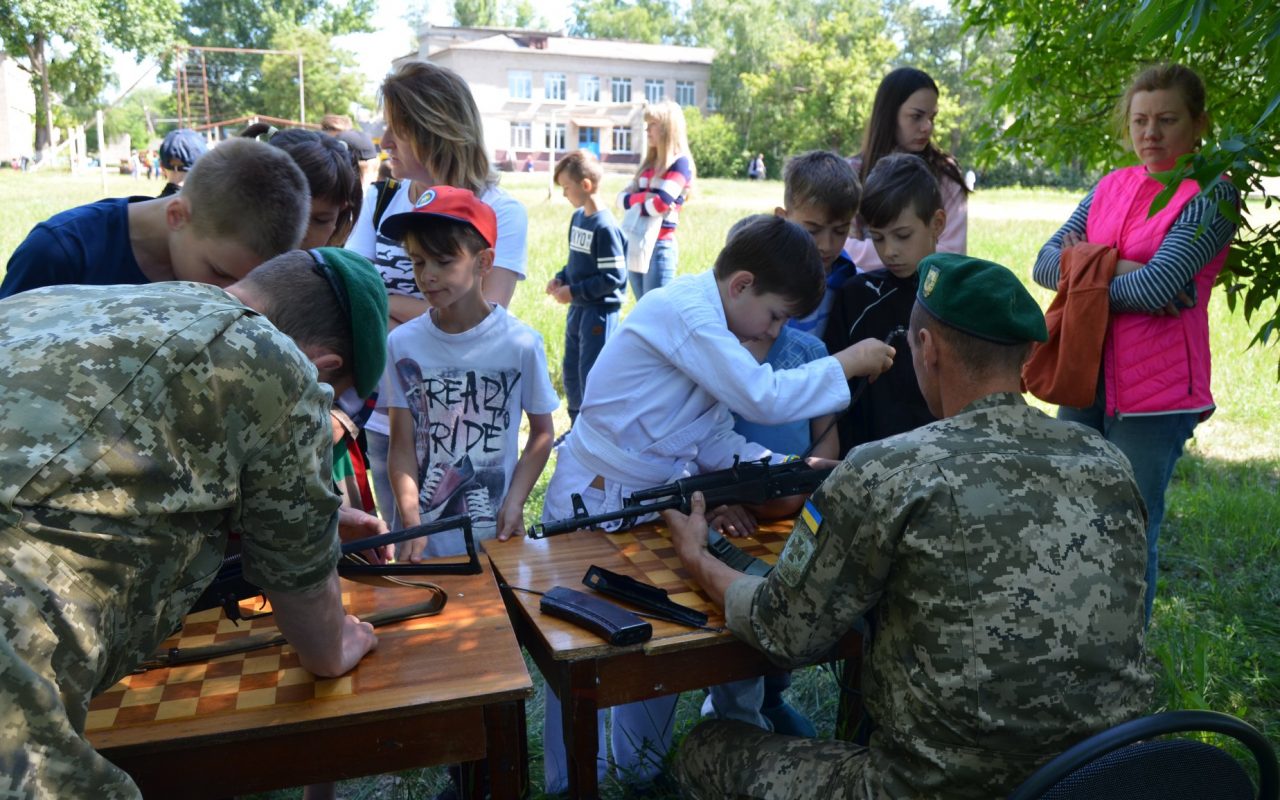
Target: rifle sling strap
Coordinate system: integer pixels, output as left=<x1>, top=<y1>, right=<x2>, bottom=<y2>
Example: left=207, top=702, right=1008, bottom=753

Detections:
left=134, top=588, right=447, bottom=672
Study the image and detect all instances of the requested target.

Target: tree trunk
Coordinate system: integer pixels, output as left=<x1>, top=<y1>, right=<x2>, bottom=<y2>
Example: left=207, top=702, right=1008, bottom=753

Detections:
left=28, top=35, right=54, bottom=159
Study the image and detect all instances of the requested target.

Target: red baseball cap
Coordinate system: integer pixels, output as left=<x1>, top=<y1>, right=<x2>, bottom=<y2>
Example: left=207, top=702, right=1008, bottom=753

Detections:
left=380, top=185, right=497, bottom=247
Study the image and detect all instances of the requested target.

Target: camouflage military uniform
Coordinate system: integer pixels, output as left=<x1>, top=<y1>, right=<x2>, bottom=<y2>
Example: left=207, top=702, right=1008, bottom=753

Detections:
left=676, top=393, right=1153, bottom=799
left=0, top=283, right=342, bottom=799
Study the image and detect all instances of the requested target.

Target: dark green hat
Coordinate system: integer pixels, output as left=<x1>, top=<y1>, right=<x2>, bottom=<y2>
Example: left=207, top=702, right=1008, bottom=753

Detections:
left=915, top=253, right=1048, bottom=344
left=309, top=247, right=388, bottom=398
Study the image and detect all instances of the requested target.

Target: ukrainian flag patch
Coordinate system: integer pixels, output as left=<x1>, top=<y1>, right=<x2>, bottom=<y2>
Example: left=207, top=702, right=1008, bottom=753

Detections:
left=801, top=500, right=823, bottom=536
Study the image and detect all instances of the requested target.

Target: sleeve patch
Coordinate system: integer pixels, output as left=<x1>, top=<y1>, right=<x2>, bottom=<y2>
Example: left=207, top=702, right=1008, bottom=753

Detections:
left=775, top=527, right=817, bottom=588
left=801, top=500, right=823, bottom=536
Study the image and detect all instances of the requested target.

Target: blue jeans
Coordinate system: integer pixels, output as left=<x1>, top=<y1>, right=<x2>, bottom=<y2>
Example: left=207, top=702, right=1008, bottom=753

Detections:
left=1058, top=390, right=1199, bottom=623
left=563, top=304, right=618, bottom=423
left=628, top=237, right=677, bottom=301
left=364, top=428, right=400, bottom=530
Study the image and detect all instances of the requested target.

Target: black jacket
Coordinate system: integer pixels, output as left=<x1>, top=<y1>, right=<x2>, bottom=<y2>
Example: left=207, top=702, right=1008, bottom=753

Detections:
left=824, top=269, right=936, bottom=456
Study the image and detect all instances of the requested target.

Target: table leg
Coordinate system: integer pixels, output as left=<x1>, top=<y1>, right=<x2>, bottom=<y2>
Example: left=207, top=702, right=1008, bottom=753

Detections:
left=484, top=700, right=528, bottom=799
left=561, top=660, right=600, bottom=800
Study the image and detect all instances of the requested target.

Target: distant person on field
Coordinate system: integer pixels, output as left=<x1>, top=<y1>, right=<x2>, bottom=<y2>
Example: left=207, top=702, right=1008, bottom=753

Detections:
left=748, top=152, right=765, bottom=180
left=320, top=113, right=354, bottom=134
left=778, top=150, right=861, bottom=339
left=621, top=99, right=695, bottom=300
left=1, top=138, right=310, bottom=298
left=336, top=129, right=382, bottom=190
left=825, top=153, right=942, bottom=456
left=158, top=129, right=209, bottom=198
left=545, top=150, right=627, bottom=428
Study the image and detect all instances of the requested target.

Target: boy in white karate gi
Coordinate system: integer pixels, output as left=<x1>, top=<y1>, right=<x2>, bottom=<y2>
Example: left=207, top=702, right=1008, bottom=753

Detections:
left=526, top=214, right=896, bottom=795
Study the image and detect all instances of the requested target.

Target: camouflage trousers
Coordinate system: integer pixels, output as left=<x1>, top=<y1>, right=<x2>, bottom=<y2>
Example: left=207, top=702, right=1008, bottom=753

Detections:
left=0, top=536, right=141, bottom=800
left=674, top=719, right=872, bottom=800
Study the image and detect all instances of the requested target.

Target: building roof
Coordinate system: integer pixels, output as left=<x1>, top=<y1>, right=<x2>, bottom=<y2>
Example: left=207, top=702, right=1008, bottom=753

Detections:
left=433, top=31, right=714, bottom=66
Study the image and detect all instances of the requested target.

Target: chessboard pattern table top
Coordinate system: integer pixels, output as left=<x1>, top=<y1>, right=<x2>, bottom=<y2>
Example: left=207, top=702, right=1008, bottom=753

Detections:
left=87, top=561, right=531, bottom=752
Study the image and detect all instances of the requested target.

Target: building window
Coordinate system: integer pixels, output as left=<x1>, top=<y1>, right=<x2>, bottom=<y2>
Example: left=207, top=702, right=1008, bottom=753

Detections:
left=508, top=71, right=532, bottom=99
left=707, top=90, right=720, bottom=112
left=510, top=122, right=532, bottom=149
left=580, top=75, right=600, bottom=103
left=612, top=126, right=633, bottom=153
left=676, top=81, right=696, bottom=107
left=545, top=72, right=566, bottom=101
left=611, top=77, right=631, bottom=104
left=645, top=79, right=665, bottom=104
left=545, top=123, right=567, bottom=151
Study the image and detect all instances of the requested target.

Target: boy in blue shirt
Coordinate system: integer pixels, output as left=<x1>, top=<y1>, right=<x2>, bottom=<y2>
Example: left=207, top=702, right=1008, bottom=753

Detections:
left=2, top=138, right=311, bottom=298
left=825, top=153, right=944, bottom=455
left=545, top=150, right=627, bottom=426
left=779, top=151, right=862, bottom=338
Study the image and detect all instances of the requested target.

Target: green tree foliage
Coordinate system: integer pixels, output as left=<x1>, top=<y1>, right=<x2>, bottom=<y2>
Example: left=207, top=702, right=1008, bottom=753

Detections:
left=569, top=0, right=690, bottom=44
left=454, top=0, right=498, bottom=27
left=0, top=0, right=176, bottom=154
left=177, top=0, right=374, bottom=124
left=683, top=105, right=740, bottom=178
left=101, top=86, right=173, bottom=151
left=960, top=0, right=1280, bottom=369
left=258, top=22, right=370, bottom=124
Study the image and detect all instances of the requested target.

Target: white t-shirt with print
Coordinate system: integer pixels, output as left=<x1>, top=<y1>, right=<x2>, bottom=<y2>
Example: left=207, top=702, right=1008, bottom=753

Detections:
left=346, top=180, right=530, bottom=434
left=378, top=304, right=558, bottom=556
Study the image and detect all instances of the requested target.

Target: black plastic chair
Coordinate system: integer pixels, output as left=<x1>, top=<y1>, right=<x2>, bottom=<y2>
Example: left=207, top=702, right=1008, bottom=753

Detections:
left=1007, top=710, right=1279, bottom=800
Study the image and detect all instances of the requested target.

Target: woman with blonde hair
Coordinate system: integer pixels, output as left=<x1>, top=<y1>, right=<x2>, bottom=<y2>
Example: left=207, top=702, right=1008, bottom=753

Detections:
left=345, top=60, right=530, bottom=531
left=621, top=99, right=695, bottom=299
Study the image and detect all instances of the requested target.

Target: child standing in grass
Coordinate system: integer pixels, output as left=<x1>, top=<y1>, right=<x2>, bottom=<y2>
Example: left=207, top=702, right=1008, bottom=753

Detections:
left=545, top=150, right=627, bottom=428
left=825, top=153, right=944, bottom=456
left=378, top=186, right=557, bottom=559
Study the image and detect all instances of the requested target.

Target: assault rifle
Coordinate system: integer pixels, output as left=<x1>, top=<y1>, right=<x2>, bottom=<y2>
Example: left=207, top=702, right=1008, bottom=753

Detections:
left=193, top=514, right=480, bottom=622
left=527, top=456, right=831, bottom=539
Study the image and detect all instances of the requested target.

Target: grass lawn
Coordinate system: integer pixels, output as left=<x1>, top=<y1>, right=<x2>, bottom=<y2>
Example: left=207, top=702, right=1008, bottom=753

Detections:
left=1, top=168, right=1276, bottom=798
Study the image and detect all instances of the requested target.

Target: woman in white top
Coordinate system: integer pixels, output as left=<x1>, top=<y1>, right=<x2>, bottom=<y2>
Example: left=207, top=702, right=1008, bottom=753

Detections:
left=845, top=67, right=969, bottom=269
left=345, top=60, right=529, bottom=528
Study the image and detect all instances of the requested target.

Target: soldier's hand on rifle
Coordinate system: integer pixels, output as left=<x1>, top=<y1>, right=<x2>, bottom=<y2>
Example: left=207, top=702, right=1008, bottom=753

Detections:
left=834, top=337, right=896, bottom=381
left=663, top=491, right=710, bottom=566
left=805, top=456, right=839, bottom=471
left=708, top=503, right=758, bottom=538
left=338, top=506, right=391, bottom=565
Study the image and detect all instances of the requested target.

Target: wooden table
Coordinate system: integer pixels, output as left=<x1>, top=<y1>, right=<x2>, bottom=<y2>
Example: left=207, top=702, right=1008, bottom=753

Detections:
left=485, top=519, right=863, bottom=799
left=86, top=560, right=531, bottom=799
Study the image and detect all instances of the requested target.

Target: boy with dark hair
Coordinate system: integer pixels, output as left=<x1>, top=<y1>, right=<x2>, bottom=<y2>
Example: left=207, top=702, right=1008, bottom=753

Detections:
left=778, top=150, right=862, bottom=338
left=535, top=213, right=896, bottom=796
left=545, top=149, right=627, bottom=426
left=825, top=152, right=945, bottom=455
left=1, top=138, right=311, bottom=298
left=379, top=186, right=557, bottom=558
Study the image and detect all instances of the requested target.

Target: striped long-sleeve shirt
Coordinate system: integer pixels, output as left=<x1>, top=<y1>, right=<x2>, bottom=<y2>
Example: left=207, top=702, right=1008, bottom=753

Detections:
left=621, top=155, right=692, bottom=240
left=1032, top=179, right=1238, bottom=312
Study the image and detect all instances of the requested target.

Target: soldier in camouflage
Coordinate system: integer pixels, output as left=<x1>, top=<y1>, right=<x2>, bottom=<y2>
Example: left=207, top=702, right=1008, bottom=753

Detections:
left=0, top=248, right=389, bottom=799
left=664, top=254, right=1153, bottom=799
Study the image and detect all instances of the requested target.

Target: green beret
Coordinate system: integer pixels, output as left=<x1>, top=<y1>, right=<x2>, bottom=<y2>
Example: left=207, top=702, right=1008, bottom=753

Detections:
left=915, top=253, right=1048, bottom=344
left=311, top=247, right=388, bottom=398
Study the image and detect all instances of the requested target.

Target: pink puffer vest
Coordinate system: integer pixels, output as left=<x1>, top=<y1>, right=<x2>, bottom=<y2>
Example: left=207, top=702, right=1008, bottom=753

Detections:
left=1086, top=166, right=1229, bottom=418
